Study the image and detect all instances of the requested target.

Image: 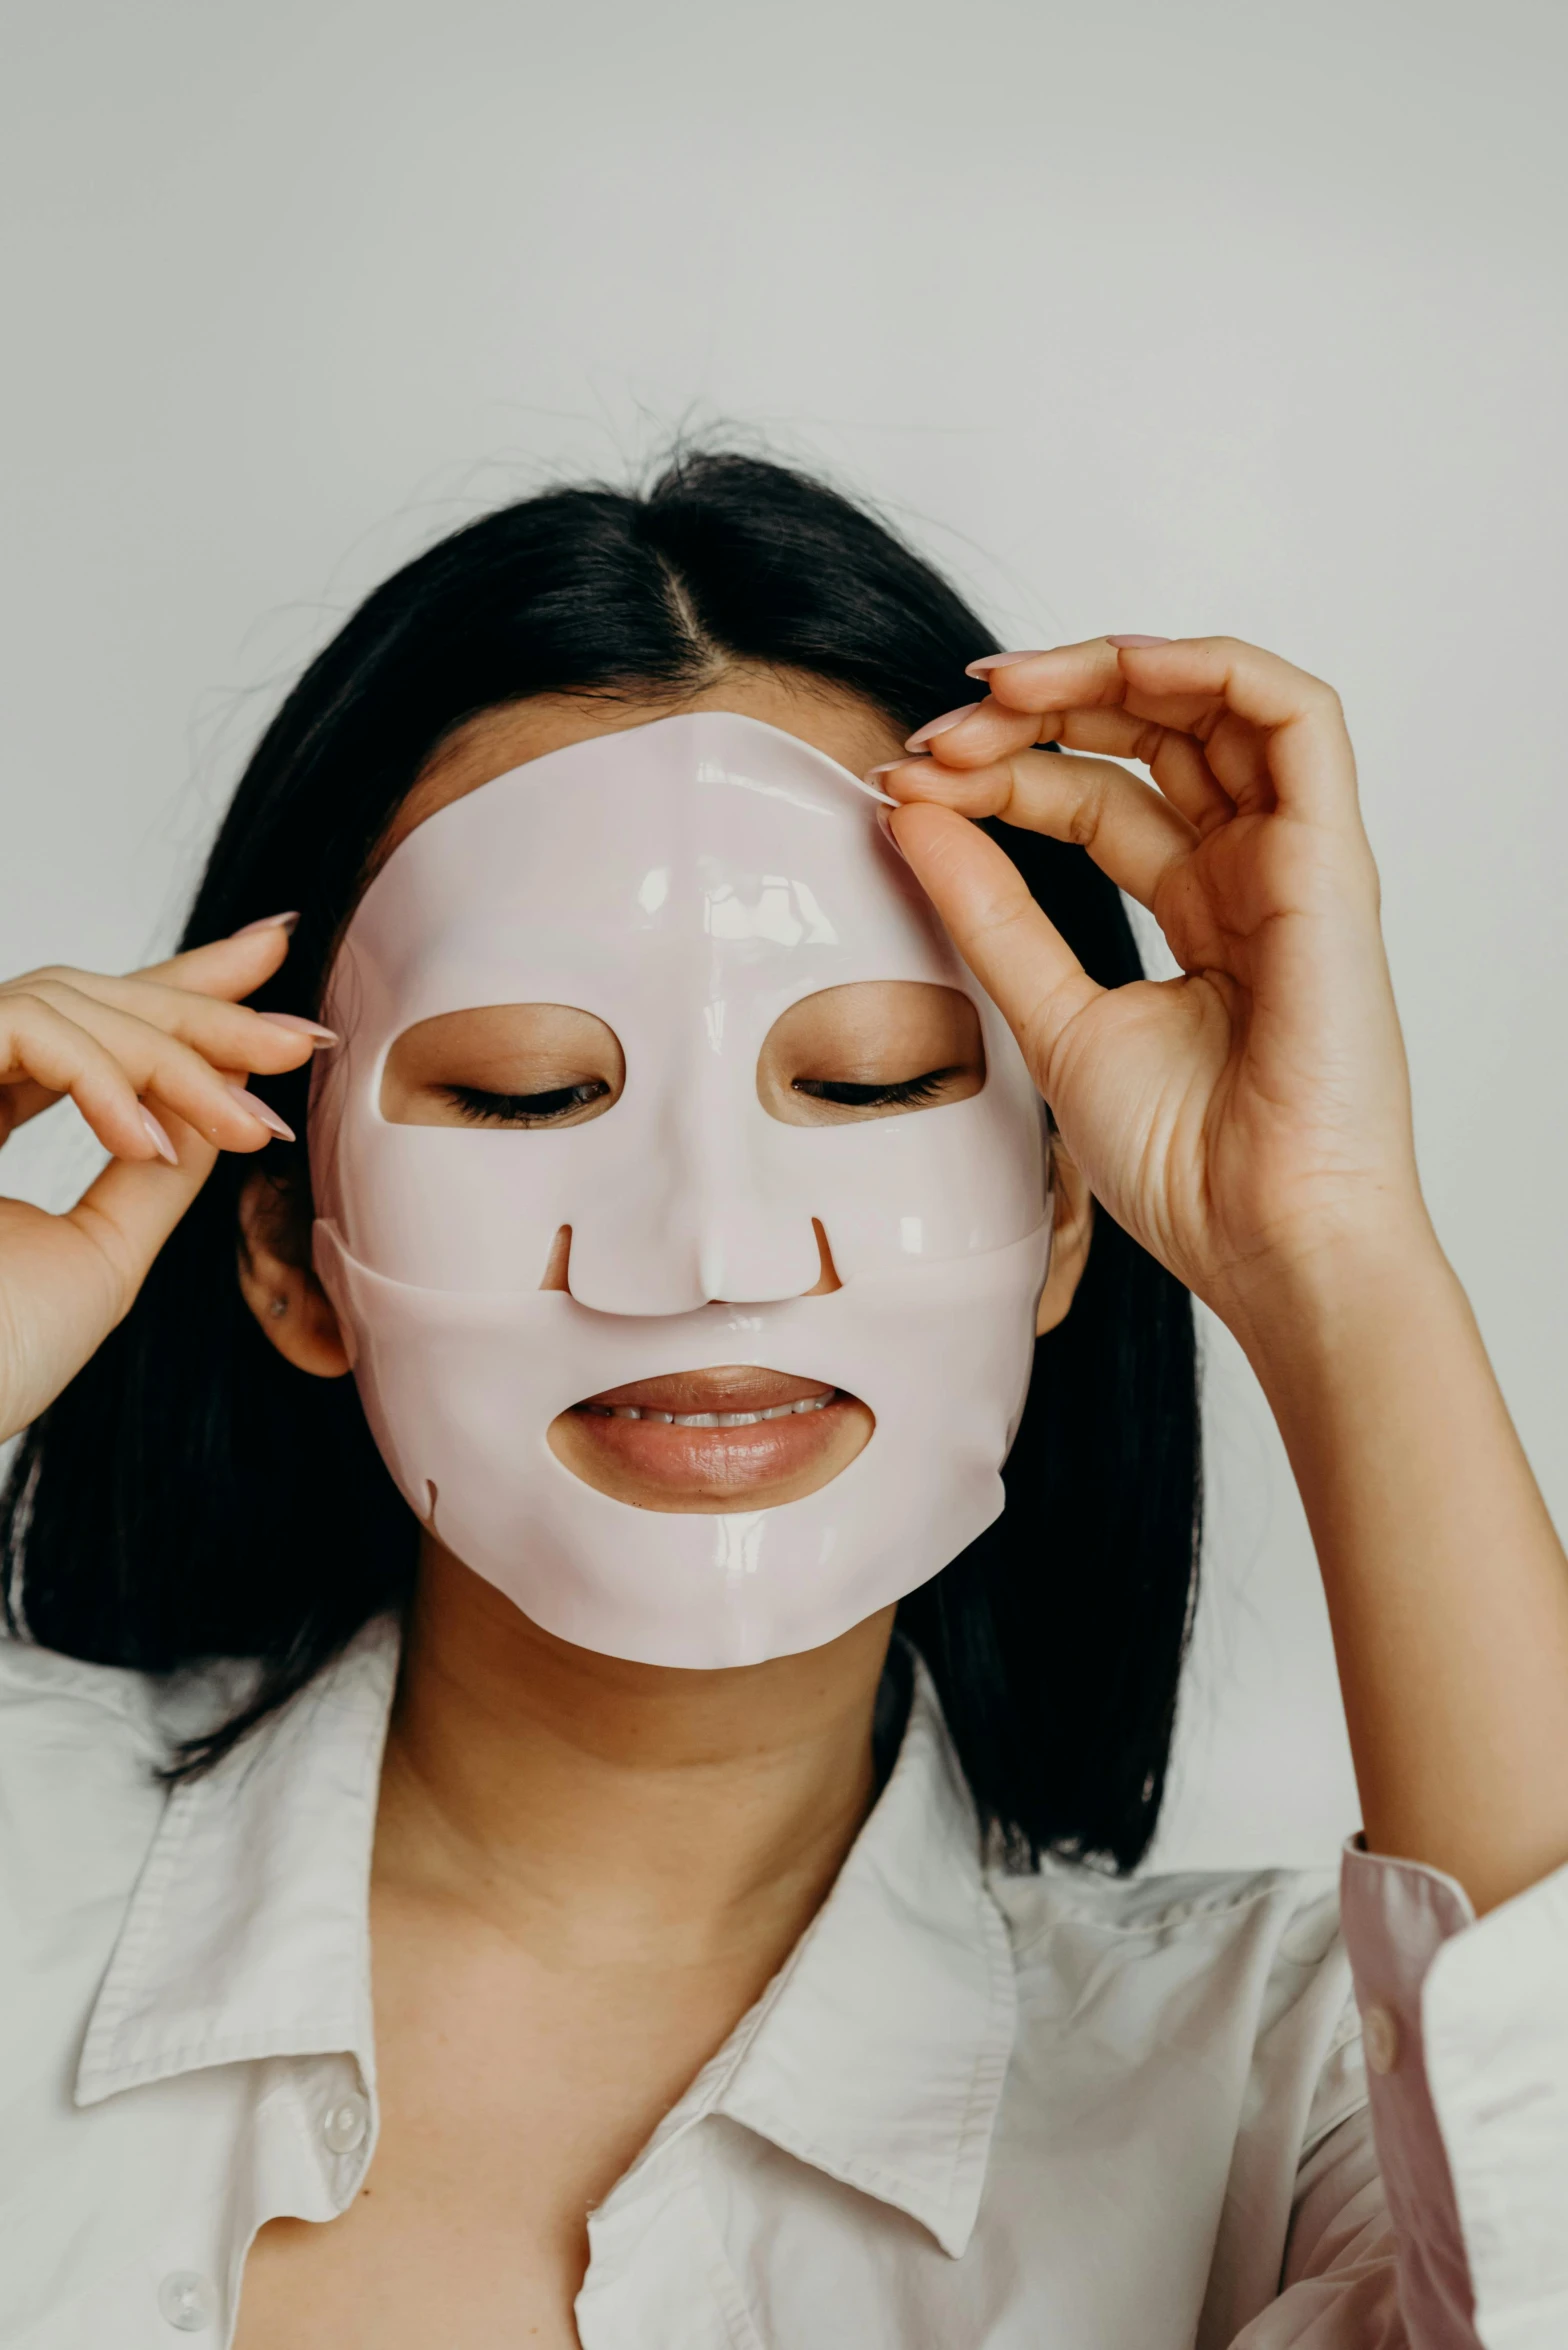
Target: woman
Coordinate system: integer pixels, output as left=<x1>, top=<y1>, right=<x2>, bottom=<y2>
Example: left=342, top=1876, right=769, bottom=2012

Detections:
left=2, top=452, right=1565, bottom=2348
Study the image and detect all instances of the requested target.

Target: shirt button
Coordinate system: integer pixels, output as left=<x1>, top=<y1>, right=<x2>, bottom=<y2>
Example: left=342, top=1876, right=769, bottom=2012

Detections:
left=322, top=2089, right=370, bottom=2154
left=1363, top=2004, right=1401, bottom=2076
left=158, top=2272, right=216, bottom=2332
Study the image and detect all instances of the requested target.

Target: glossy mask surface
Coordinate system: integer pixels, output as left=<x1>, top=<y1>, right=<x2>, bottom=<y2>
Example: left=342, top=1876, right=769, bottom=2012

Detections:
left=310, top=712, right=1052, bottom=1665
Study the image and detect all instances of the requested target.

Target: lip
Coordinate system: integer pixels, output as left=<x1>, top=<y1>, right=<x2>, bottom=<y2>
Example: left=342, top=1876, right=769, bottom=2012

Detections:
left=580, top=1365, right=838, bottom=1418
left=553, top=1363, right=872, bottom=1508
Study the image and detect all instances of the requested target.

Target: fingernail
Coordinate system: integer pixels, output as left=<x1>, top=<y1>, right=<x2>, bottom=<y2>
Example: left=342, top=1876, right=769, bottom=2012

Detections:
left=232, top=911, right=300, bottom=937
left=861, top=762, right=905, bottom=805
left=964, top=650, right=1049, bottom=677
left=257, top=1012, right=339, bottom=1045
left=904, top=702, right=980, bottom=751
left=227, top=1082, right=296, bottom=1141
left=874, top=804, right=910, bottom=864
left=1105, top=635, right=1173, bottom=649
left=139, top=1107, right=178, bottom=1165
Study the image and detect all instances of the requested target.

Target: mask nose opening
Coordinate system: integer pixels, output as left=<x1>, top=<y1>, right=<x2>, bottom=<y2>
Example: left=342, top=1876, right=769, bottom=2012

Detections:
left=807, top=1217, right=842, bottom=1296
left=542, top=1216, right=840, bottom=1308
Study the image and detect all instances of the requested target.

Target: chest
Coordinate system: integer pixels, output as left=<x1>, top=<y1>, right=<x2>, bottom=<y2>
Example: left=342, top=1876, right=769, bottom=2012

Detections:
left=231, top=1911, right=770, bottom=2350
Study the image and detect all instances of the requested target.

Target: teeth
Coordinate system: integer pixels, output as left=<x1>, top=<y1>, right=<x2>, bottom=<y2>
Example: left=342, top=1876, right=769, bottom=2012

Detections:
left=590, top=1390, right=836, bottom=1427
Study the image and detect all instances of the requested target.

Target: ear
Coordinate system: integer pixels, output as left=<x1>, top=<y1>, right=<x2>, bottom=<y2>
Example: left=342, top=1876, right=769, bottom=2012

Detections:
left=237, top=1169, right=353, bottom=1378
left=1035, top=1138, right=1094, bottom=1337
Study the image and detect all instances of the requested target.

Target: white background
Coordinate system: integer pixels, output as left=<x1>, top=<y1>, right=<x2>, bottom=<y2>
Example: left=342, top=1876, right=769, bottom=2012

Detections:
left=3, top=0, right=1563, bottom=1868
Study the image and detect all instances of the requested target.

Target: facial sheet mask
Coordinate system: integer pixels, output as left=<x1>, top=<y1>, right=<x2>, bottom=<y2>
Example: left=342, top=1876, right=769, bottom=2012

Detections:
left=310, top=713, right=1052, bottom=1667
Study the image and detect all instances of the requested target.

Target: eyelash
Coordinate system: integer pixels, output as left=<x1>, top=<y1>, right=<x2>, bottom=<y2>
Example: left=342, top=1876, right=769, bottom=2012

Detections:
left=440, top=1067, right=960, bottom=1125
left=790, top=1069, right=956, bottom=1109
left=441, top=1081, right=610, bottom=1126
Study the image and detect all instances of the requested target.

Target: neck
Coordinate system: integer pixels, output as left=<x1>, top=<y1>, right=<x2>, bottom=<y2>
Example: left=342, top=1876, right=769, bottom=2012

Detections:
left=374, top=1538, right=895, bottom=1971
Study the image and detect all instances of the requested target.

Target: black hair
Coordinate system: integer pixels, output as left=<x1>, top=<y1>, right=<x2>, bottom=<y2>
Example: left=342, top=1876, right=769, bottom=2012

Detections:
left=0, top=451, right=1199, bottom=1872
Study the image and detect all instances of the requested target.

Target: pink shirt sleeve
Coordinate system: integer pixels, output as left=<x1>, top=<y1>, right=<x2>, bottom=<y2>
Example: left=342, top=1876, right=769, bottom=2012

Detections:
left=1339, top=1840, right=1568, bottom=2349
left=1338, top=1842, right=1480, bottom=2343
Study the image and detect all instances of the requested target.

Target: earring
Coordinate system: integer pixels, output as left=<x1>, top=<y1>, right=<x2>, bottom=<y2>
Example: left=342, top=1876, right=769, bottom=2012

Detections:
left=268, top=1295, right=288, bottom=1320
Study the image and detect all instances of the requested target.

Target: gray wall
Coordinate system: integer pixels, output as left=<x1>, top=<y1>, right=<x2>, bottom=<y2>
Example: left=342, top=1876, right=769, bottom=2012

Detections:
left=4, top=0, right=1563, bottom=1869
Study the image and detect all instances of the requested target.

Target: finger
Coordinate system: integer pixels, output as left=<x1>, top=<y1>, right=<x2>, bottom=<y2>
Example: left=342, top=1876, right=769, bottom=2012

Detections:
left=1042, top=709, right=1234, bottom=832
left=959, top=637, right=1137, bottom=717
left=5, top=968, right=333, bottom=1075
left=882, top=749, right=1197, bottom=913
left=882, top=709, right=1233, bottom=838
left=978, top=638, right=1354, bottom=825
left=0, top=990, right=293, bottom=1154
left=887, top=801, right=1104, bottom=1096
left=917, top=656, right=1245, bottom=805
left=0, top=998, right=188, bottom=1160
left=956, top=641, right=1288, bottom=814
left=136, top=914, right=299, bottom=999
left=892, top=678, right=1237, bottom=835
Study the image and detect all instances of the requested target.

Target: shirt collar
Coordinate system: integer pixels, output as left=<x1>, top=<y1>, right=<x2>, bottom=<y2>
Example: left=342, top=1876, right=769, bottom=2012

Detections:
left=74, top=1623, right=1017, bottom=2257
left=74, top=1617, right=397, bottom=2106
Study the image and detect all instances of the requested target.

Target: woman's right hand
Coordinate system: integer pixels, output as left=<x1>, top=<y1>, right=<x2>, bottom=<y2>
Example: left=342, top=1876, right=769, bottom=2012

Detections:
left=0, top=915, right=334, bottom=1446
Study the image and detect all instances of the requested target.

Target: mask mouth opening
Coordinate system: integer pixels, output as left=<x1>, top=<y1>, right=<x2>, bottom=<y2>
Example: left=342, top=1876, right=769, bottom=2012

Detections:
left=571, top=1365, right=851, bottom=1427
left=547, top=1365, right=876, bottom=1515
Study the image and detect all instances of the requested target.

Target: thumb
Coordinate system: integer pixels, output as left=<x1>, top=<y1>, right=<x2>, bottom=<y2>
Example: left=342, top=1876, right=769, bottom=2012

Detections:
left=0, top=1119, right=222, bottom=1442
left=889, top=803, right=1104, bottom=1096
left=64, top=1113, right=220, bottom=1325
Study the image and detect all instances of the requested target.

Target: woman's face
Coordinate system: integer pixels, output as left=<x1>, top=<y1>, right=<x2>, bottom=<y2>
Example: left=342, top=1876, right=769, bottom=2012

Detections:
left=369, top=667, right=1007, bottom=1517
left=248, top=662, right=1090, bottom=1579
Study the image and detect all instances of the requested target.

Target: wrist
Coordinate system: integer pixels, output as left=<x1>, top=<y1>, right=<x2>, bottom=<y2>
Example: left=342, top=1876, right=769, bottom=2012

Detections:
left=1206, top=1200, right=1454, bottom=1385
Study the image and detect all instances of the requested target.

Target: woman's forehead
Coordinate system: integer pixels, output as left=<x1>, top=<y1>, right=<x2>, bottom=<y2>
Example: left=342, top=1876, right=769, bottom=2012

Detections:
left=337, top=707, right=962, bottom=1043
left=386, top=671, right=907, bottom=860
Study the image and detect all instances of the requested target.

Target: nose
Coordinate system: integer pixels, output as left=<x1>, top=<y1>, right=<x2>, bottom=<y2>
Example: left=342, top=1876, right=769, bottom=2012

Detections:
left=553, top=1022, right=827, bottom=1315
left=546, top=1216, right=840, bottom=1307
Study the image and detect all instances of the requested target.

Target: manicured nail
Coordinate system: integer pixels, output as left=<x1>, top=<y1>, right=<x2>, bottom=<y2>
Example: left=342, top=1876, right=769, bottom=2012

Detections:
left=139, top=1107, right=178, bottom=1165
left=904, top=702, right=980, bottom=751
left=874, top=804, right=910, bottom=864
left=861, top=763, right=904, bottom=804
left=232, top=911, right=300, bottom=937
left=964, top=650, right=1049, bottom=677
left=1105, top=635, right=1173, bottom=649
left=257, top=1012, right=339, bottom=1045
left=226, top=1082, right=296, bottom=1141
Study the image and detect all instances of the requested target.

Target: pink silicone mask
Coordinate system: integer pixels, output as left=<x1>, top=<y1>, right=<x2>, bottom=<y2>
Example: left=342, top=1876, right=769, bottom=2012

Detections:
left=310, top=713, right=1052, bottom=1667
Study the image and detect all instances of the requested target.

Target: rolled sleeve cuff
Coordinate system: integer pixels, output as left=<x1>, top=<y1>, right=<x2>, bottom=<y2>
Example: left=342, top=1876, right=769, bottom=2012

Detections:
left=1341, top=1838, right=1568, bottom=2350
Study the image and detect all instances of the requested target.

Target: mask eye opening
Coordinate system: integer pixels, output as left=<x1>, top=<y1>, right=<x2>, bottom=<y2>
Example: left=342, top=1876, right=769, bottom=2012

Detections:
left=379, top=1004, right=625, bottom=1128
left=756, top=981, right=987, bottom=1128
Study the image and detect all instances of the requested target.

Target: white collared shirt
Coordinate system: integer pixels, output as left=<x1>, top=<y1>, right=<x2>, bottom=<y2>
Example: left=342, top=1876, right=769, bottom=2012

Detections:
left=1, top=1618, right=1565, bottom=2349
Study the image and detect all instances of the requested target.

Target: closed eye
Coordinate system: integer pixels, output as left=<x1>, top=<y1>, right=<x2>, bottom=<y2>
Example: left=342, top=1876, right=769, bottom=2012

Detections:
left=440, top=1080, right=612, bottom=1127
left=791, top=1068, right=958, bottom=1112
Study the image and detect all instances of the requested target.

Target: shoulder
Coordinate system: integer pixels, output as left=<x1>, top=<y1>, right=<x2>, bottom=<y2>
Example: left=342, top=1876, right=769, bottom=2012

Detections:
left=0, top=1628, right=169, bottom=1776
left=0, top=1634, right=267, bottom=1969
left=0, top=1630, right=270, bottom=1858
left=989, top=1852, right=1352, bottom=2050
left=989, top=1852, right=1341, bottom=1954
left=0, top=1634, right=173, bottom=1910
left=0, top=1627, right=262, bottom=1758
left=0, top=1637, right=277, bottom=2111
left=984, top=1855, right=1363, bottom=2170
left=0, top=1638, right=178, bottom=2097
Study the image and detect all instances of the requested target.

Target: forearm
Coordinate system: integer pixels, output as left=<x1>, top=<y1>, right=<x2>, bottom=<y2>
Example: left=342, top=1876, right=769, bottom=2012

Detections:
left=1227, top=1220, right=1568, bottom=1915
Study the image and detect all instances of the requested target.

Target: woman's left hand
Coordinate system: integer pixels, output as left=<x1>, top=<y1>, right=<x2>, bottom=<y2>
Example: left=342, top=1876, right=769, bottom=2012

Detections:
left=876, top=635, right=1431, bottom=1329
